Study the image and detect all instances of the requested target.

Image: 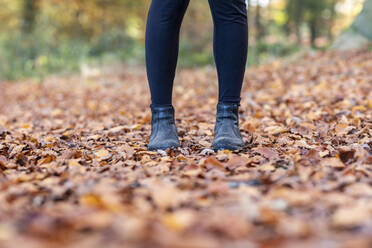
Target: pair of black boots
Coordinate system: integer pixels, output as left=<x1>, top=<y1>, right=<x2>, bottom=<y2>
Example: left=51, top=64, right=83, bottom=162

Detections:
left=148, top=103, right=244, bottom=151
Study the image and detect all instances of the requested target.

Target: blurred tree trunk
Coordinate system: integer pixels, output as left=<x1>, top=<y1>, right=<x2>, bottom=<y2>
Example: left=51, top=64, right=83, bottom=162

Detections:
left=255, top=4, right=263, bottom=42
left=327, top=0, right=337, bottom=41
left=254, top=2, right=266, bottom=42
left=332, top=0, right=372, bottom=50
left=247, top=0, right=252, bottom=38
left=309, top=13, right=321, bottom=48
left=21, top=0, right=39, bottom=33
left=294, top=1, right=304, bottom=45
left=285, top=0, right=304, bottom=45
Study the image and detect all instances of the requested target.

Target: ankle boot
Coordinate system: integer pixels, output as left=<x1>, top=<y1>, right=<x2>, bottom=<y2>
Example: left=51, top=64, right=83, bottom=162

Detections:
left=212, top=103, right=244, bottom=151
left=148, top=104, right=181, bottom=151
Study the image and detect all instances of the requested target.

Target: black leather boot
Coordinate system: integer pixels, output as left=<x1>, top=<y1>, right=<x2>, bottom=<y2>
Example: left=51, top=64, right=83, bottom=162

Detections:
left=148, top=104, right=181, bottom=151
left=212, top=103, right=244, bottom=151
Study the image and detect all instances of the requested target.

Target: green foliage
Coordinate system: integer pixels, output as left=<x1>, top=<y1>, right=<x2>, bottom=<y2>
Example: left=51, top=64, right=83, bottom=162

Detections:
left=0, top=0, right=364, bottom=80
left=285, top=0, right=339, bottom=46
left=0, top=25, right=142, bottom=80
left=249, top=42, right=301, bottom=65
left=0, top=32, right=84, bottom=80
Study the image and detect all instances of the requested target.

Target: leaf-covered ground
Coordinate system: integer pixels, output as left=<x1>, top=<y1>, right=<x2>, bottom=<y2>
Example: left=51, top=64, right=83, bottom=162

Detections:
left=0, top=49, right=371, bottom=248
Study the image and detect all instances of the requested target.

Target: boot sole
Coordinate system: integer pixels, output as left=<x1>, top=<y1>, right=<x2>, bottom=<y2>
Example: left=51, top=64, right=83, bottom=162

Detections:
left=212, top=143, right=243, bottom=152
left=147, top=145, right=181, bottom=151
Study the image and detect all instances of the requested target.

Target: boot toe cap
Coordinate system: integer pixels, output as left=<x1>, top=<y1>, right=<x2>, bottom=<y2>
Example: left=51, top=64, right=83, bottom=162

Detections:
left=148, top=139, right=181, bottom=151
left=212, top=136, right=244, bottom=151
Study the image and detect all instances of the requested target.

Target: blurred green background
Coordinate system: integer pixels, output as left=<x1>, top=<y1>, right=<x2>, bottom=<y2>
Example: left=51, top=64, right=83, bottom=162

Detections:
left=0, top=0, right=368, bottom=80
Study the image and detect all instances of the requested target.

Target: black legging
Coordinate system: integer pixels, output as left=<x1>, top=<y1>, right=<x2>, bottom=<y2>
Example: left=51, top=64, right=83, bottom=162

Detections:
left=146, top=0, right=248, bottom=106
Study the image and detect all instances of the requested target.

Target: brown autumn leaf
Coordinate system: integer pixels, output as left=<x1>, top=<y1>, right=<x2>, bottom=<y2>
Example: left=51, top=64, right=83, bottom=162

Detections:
left=225, top=155, right=249, bottom=170
left=80, top=193, right=124, bottom=213
left=264, top=125, right=288, bottom=135
left=338, top=148, right=356, bottom=164
left=0, top=155, right=7, bottom=169
left=303, top=149, right=321, bottom=165
left=277, top=218, right=311, bottom=237
left=320, top=157, right=345, bottom=168
left=203, top=156, right=225, bottom=170
left=331, top=205, right=371, bottom=228
left=259, top=163, right=276, bottom=172
left=37, top=154, right=56, bottom=165
left=335, top=123, right=352, bottom=136
left=95, top=149, right=109, bottom=158
left=150, top=180, right=187, bottom=209
left=253, top=147, right=279, bottom=161
left=162, top=210, right=195, bottom=232
left=107, top=125, right=126, bottom=134
left=9, top=145, right=25, bottom=158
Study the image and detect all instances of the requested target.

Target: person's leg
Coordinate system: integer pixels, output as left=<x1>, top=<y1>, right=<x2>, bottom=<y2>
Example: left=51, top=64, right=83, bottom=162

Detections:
left=146, top=0, right=190, bottom=106
left=208, top=0, right=248, bottom=151
left=146, top=0, right=190, bottom=150
left=208, top=0, right=248, bottom=104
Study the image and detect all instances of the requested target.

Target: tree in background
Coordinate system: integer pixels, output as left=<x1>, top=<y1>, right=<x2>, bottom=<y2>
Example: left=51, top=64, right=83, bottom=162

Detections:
left=285, top=0, right=304, bottom=44
left=21, top=0, right=39, bottom=34
left=0, top=0, right=368, bottom=80
left=285, top=0, right=340, bottom=47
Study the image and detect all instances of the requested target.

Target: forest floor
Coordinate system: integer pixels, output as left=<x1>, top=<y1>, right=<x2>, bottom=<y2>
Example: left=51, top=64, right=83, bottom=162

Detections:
left=0, top=49, right=371, bottom=248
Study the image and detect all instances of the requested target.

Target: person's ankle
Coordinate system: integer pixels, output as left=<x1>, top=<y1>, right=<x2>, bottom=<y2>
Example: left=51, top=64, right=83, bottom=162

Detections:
left=218, top=100, right=241, bottom=106
left=150, top=103, right=173, bottom=108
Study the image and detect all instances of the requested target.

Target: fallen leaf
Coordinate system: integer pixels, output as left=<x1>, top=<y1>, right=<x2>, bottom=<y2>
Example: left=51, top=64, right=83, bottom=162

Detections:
left=162, top=210, right=195, bottom=232
left=264, top=126, right=288, bottom=135
left=320, top=157, right=345, bottom=168
left=259, top=163, right=276, bottom=172
left=254, top=147, right=279, bottom=161
left=203, top=156, right=225, bottom=170
left=226, top=156, right=248, bottom=170
left=331, top=205, right=370, bottom=228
